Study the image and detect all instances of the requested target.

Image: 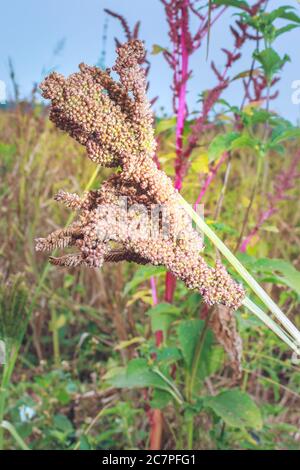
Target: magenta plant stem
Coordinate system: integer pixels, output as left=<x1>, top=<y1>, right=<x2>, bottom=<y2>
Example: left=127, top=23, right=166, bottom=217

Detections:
left=150, top=276, right=158, bottom=305
left=166, top=0, right=190, bottom=302
left=165, top=2, right=228, bottom=301
left=240, top=152, right=300, bottom=252
left=174, top=0, right=189, bottom=191
left=240, top=208, right=276, bottom=252
left=194, top=152, right=228, bottom=207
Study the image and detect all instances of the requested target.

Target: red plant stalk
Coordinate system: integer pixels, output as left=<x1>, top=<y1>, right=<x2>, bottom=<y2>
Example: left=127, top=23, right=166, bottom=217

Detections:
left=165, top=0, right=189, bottom=303
left=162, top=9, right=229, bottom=444
left=164, top=2, right=236, bottom=321
left=104, top=10, right=164, bottom=449
left=150, top=276, right=163, bottom=345
left=151, top=2, right=194, bottom=448
left=149, top=409, right=164, bottom=450
left=193, top=152, right=229, bottom=207
left=185, top=1, right=267, bottom=162
left=174, top=0, right=189, bottom=192
left=188, top=1, right=272, bottom=225
left=240, top=152, right=300, bottom=252
left=240, top=208, right=276, bottom=252
left=153, top=0, right=264, bottom=448
left=161, top=1, right=226, bottom=190
left=150, top=276, right=159, bottom=305
left=165, top=0, right=191, bottom=303
left=163, top=1, right=226, bottom=302
left=149, top=273, right=164, bottom=450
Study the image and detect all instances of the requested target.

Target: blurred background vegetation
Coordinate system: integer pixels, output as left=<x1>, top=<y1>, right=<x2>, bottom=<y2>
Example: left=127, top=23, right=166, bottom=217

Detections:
left=0, top=0, right=300, bottom=450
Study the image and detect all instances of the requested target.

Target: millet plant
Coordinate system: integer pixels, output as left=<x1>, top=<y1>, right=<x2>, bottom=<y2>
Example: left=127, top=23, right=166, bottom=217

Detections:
left=1, top=0, right=300, bottom=451
left=35, top=9, right=300, bottom=447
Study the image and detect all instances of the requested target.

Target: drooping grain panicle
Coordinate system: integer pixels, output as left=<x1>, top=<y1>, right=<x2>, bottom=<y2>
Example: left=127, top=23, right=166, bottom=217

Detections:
left=37, top=39, right=245, bottom=311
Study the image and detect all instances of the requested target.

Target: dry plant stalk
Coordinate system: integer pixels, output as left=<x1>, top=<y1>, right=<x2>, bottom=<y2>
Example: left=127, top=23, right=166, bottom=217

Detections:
left=35, top=40, right=245, bottom=314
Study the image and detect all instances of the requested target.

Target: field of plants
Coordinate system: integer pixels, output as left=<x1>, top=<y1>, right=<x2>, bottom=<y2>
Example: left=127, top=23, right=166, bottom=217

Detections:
left=1, top=0, right=300, bottom=451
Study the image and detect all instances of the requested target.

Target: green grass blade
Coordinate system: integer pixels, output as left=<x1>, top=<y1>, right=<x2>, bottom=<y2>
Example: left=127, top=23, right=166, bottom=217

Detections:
left=243, top=297, right=298, bottom=353
left=178, top=193, right=300, bottom=350
left=0, top=420, right=30, bottom=450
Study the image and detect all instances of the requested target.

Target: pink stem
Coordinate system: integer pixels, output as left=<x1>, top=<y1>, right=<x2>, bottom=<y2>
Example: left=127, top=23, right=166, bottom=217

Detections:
left=164, top=4, right=228, bottom=301
left=240, top=152, right=300, bottom=252
left=149, top=275, right=163, bottom=450
left=174, top=0, right=189, bottom=192
left=240, top=208, right=276, bottom=252
left=150, top=276, right=158, bottom=305
left=166, top=0, right=190, bottom=302
left=193, top=152, right=228, bottom=208
left=164, top=272, right=176, bottom=303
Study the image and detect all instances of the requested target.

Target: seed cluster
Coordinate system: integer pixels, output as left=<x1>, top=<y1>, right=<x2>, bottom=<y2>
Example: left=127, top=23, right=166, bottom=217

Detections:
left=36, top=40, right=245, bottom=310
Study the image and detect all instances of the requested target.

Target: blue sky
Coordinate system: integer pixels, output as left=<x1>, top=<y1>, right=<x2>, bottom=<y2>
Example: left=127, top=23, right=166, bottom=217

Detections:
left=1, top=0, right=300, bottom=121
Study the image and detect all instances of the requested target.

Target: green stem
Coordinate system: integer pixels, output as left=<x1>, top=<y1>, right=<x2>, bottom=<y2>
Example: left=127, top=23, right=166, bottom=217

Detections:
left=0, top=344, right=19, bottom=450
left=186, top=311, right=212, bottom=449
left=73, top=405, right=111, bottom=450
left=152, top=367, right=184, bottom=405
left=0, top=421, right=30, bottom=450
left=51, top=307, right=60, bottom=367
left=178, top=193, right=300, bottom=351
left=187, top=417, right=194, bottom=450
left=188, top=316, right=211, bottom=402
left=243, top=298, right=296, bottom=351
left=235, top=154, right=263, bottom=252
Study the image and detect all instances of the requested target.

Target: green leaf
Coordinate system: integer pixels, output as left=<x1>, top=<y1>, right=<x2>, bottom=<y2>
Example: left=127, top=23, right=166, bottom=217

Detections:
left=146, top=302, right=181, bottom=317
left=123, top=266, right=166, bottom=296
left=104, top=359, right=174, bottom=395
left=177, top=194, right=300, bottom=352
left=156, top=347, right=182, bottom=364
left=0, top=142, right=16, bottom=171
left=177, top=319, right=213, bottom=380
left=0, top=421, right=30, bottom=450
left=208, top=132, right=240, bottom=162
left=190, top=152, right=209, bottom=173
left=271, top=6, right=300, bottom=24
left=151, top=313, right=173, bottom=338
left=204, top=390, right=262, bottom=430
left=79, top=435, right=91, bottom=450
left=274, top=24, right=299, bottom=39
left=150, top=389, right=172, bottom=409
left=63, top=274, right=75, bottom=289
left=244, top=108, right=274, bottom=126
left=253, top=48, right=290, bottom=81
left=213, top=0, right=248, bottom=9
left=211, top=221, right=238, bottom=236
left=50, top=313, right=66, bottom=331
left=147, top=302, right=180, bottom=338
left=155, top=117, right=176, bottom=134
left=178, top=320, right=202, bottom=369
left=230, top=134, right=258, bottom=151
left=217, top=98, right=241, bottom=115
left=269, top=128, right=300, bottom=147
left=232, top=68, right=260, bottom=81
left=55, top=388, right=71, bottom=405
left=208, top=132, right=257, bottom=160
left=207, top=346, right=225, bottom=376
left=239, top=255, right=300, bottom=297
left=259, top=260, right=300, bottom=296
left=114, top=337, right=145, bottom=350
left=53, top=414, right=74, bottom=433
left=152, top=44, right=167, bottom=55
